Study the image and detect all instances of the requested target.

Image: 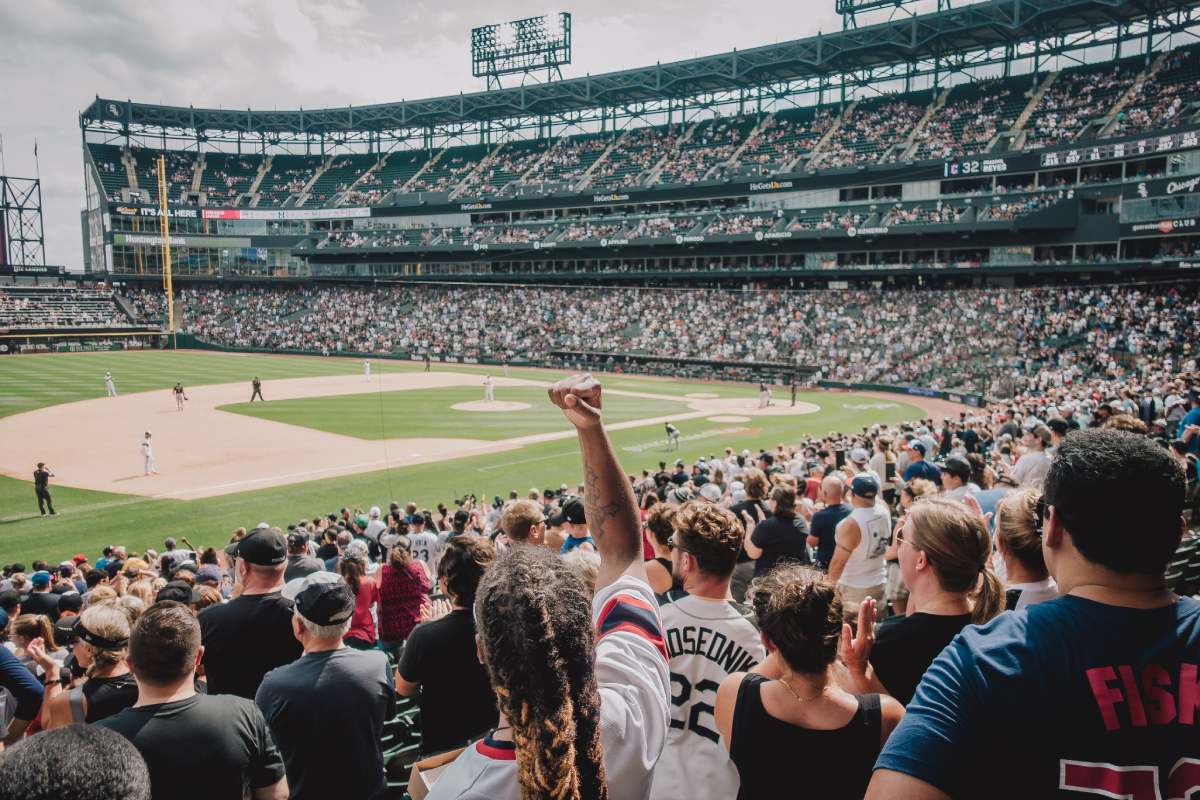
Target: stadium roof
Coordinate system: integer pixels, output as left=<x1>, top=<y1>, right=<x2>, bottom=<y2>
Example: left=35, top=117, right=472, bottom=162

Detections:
left=82, top=0, right=1198, bottom=136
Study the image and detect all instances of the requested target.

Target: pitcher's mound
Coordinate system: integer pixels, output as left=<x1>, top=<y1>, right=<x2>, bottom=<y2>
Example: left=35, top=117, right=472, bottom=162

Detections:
left=452, top=400, right=531, bottom=412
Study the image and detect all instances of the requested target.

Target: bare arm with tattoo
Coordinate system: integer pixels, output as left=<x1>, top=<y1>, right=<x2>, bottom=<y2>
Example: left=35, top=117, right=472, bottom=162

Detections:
left=548, top=373, right=645, bottom=590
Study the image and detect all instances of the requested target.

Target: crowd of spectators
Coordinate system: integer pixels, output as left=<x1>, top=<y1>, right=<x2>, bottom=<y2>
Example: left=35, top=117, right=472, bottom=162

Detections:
left=811, top=98, right=927, bottom=169
left=1110, top=47, right=1200, bottom=137
left=914, top=79, right=1022, bottom=160
left=0, top=288, right=131, bottom=330
left=119, top=282, right=1200, bottom=397
left=2, top=367, right=1197, bottom=799
left=1024, top=61, right=1140, bottom=150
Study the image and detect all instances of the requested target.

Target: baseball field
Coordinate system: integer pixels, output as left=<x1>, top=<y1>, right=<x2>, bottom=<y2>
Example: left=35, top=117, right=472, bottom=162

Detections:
left=0, top=350, right=944, bottom=565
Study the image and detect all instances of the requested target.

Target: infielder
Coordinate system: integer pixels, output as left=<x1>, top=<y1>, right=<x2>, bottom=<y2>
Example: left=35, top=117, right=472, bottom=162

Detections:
left=104, top=371, right=117, bottom=397
left=172, top=382, right=188, bottom=410
left=483, top=375, right=495, bottom=402
left=251, top=376, right=264, bottom=402
left=364, top=360, right=371, bottom=380
left=665, top=422, right=680, bottom=451
left=142, top=432, right=156, bottom=476
left=424, top=354, right=431, bottom=372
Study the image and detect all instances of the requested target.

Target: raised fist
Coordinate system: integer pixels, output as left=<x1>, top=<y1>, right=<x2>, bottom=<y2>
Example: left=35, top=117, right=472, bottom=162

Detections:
left=548, top=373, right=603, bottom=430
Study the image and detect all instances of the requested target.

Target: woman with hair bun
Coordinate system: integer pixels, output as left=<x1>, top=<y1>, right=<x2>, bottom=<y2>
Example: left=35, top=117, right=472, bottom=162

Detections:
left=714, top=565, right=904, bottom=799
left=841, top=497, right=1004, bottom=705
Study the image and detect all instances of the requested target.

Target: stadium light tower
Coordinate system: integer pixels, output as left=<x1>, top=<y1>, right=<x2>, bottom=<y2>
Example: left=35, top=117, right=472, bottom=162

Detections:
left=0, top=175, right=46, bottom=270
left=836, top=0, right=952, bottom=30
left=471, top=12, right=572, bottom=90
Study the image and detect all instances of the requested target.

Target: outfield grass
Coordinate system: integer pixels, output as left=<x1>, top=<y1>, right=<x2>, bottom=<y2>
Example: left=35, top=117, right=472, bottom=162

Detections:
left=0, top=351, right=924, bottom=565
left=220, top=385, right=691, bottom=440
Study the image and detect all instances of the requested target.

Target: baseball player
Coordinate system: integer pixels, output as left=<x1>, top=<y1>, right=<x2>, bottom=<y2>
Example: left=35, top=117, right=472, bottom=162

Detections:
left=141, top=432, right=157, bottom=476
left=172, top=382, right=188, bottom=410
left=758, top=381, right=772, bottom=409
left=251, top=376, right=264, bottom=402
left=665, top=422, right=680, bottom=451
left=104, top=371, right=117, bottom=397
left=423, top=353, right=431, bottom=372
left=364, top=360, right=371, bottom=381
left=34, top=462, right=56, bottom=516
left=483, top=375, right=495, bottom=402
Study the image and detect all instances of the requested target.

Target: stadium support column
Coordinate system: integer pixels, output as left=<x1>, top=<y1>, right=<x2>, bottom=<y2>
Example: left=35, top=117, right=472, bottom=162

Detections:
left=156, top=155, right=176, bottom=350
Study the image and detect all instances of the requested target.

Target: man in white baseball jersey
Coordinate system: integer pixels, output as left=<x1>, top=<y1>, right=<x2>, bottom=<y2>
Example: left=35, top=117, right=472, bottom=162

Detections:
left=483, top=375, right=494, bottom=402
left=141, top=432, right=157, bottom=476
left=758, top=381, right=772, bottom=409
left=364, top=360, right=371, bottom=381
left=104, top=371, right=117, bottom=397
left=650, top=500, right=765, bottom=800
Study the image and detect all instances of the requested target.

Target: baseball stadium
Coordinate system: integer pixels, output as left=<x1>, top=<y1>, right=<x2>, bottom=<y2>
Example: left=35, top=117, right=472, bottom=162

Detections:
left=1, top=1, right=1200, bottom=798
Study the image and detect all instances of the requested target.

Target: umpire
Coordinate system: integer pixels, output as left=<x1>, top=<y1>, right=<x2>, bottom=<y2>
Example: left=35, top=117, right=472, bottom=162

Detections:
left=34, top=462, right=56, bottom=516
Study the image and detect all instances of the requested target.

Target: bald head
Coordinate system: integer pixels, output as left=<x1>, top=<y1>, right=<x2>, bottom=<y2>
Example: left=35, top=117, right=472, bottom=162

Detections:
left=821, top=476, right=845, bottom=505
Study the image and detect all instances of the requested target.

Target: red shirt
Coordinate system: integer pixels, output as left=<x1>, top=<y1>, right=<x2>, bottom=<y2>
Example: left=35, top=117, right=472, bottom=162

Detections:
left=347, top=575, right=381, bottom=644
left=379, top=560, right=431, bottom=642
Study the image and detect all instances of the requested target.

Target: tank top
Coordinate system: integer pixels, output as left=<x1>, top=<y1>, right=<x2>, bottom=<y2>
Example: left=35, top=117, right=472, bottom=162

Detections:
left=74, top=673, right=139, bottom=723
left=837, top=503, right=890, bottom=588
left=654, top=557, right=673, bottom=577
left=730, top=673, right=882, bottom=800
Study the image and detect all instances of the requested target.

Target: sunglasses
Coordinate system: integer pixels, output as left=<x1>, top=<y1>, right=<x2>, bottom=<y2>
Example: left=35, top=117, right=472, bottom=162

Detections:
left=666, top=534, right=694, bottom=555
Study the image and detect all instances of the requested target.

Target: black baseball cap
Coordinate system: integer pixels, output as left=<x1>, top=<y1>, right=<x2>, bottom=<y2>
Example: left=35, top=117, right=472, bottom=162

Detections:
left=54, top=615, right=81, bottom=646
left=282, top=572, right=355, bottom=625
left=549, top=497, right=586, bottom=526
left=851, top=473, right=880, bottom=499
left=224, top=527, right=287, bottom=566
left=453, top=509, right=471, bottom=526
left=943, top=456, right=972, bottom=481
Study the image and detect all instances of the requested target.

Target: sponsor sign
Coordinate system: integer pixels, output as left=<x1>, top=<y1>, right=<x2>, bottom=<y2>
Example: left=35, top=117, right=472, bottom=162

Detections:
left=460, top=202, right=492, bottom=211
left=1126, top=217, right=1199, bottom=235
left=592, top=192, right=630, bottom=203
left=600, top=238, right=629, bottom=247
left=674, top=234, right=704, bottom=244
left=532, top=241, right=556, bottom=250
left=748, top=180, right=795, bottom=192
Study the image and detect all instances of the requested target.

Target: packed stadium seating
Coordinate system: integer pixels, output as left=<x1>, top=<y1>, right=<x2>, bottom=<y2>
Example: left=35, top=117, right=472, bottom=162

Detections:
left=119, top=282, right=1200, bottom=394
left=83, top=40, right=1200, bottom=213
left=0, top=286, right=133, bottom=330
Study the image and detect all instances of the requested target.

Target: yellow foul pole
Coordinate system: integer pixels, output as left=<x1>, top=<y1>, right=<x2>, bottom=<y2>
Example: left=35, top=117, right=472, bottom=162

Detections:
left=156, top=154, right=176, bottom=349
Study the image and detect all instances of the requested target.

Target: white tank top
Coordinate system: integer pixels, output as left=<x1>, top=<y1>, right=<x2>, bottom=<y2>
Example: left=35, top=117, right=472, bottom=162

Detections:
left=837, top=503, right=890, bottom=588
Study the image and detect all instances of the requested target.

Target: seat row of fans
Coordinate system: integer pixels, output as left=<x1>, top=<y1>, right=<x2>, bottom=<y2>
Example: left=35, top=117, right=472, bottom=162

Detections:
left=89, top=45, right=1200, bottom=209
left=313, top=191, right=1066, bottom=251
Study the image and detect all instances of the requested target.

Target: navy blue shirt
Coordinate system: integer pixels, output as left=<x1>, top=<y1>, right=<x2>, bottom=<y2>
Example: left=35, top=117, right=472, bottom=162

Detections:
left=903, top=459, right=942, bottom=484
left=809, top=503, right=851, bottom=569
left=875, top=595, right=1200, bottom=798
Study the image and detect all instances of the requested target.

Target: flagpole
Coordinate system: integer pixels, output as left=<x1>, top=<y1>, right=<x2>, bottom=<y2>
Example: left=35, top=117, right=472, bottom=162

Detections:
left=0, top=132, right=6, bottom=176
left=33, top=138, right=40, bottom=180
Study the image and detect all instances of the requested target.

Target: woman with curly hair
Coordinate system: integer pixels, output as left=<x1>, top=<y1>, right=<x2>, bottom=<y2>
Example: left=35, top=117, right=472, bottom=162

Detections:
left=429, top=374, right=669, bottom=800
left=714, top=565, right=904, bottom=799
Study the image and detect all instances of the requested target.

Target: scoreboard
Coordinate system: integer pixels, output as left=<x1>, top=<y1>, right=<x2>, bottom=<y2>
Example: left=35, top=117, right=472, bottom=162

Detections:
left=943, top=129, right=1200, bottom=178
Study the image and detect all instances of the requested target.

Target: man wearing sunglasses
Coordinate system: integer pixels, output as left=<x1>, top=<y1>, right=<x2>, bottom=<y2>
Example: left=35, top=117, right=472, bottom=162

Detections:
left=868, top=428, right=1199, bottom=800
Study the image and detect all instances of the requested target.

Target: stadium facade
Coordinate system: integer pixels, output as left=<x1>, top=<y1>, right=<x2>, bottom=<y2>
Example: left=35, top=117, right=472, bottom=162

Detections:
left=76, top=0, right=1200, bottom=287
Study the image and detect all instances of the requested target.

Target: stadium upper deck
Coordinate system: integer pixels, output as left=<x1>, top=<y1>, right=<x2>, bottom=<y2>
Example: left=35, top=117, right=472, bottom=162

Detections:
left=78, top=0, right=1200, bottom=280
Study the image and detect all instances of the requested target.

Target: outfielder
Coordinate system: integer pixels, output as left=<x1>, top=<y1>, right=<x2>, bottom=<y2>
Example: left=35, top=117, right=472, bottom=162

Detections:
left=104, top=371, right=117, bottom=397
left=665, top=422, right=680, bottom=451
left=142, top=432, right=157, bottom=476
left=172, top=382, right=188, bottom=410
left=483, top=375, right=495, bottom=402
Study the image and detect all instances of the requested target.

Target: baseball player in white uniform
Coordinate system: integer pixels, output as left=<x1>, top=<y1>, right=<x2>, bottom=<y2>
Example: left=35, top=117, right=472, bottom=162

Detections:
left=758, top=381, right=772, bottom=409
left=141, top=432, right=157, bottom=476
left=104, top=371, right=117, bottom=397
left=483, top=375, right=495, bottom=402
left=363, top=360, right=371, bottom=381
